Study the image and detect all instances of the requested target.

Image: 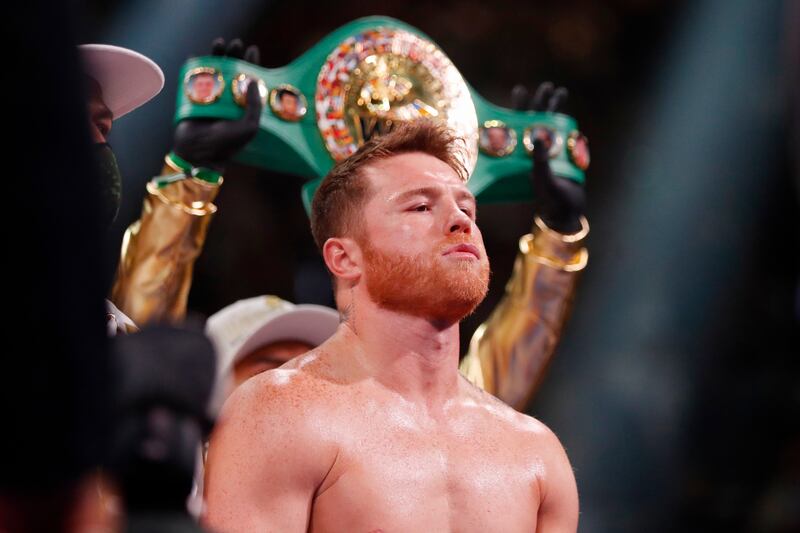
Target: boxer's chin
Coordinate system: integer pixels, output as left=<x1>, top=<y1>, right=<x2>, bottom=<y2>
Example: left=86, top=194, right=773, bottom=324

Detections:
left=363, top=243, right=490, bottom=323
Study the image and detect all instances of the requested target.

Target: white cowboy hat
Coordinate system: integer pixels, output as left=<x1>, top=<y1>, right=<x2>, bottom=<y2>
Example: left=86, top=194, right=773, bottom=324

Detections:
left=79, top=44, right=164, bottom=119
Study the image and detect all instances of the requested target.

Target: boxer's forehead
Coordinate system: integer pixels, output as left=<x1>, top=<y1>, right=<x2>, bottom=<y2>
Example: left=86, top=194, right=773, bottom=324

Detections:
left=363, top=151, right=471, bottom=202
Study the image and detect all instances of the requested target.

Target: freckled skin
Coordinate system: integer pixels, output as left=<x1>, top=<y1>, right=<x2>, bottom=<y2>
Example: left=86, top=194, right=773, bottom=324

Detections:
left=204, top=153, right=579, bottom=532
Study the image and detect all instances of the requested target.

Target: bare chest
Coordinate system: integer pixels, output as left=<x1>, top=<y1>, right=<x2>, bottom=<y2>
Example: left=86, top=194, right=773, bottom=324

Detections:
left=309, top=410, right=542, bottom=533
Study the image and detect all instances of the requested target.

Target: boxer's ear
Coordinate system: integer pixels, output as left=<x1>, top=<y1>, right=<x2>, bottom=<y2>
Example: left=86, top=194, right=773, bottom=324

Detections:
left=322, top=237, right=362, bottom=285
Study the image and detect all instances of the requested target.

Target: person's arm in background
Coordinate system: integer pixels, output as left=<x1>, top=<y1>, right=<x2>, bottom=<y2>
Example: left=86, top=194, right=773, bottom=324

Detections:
left=460, top=83, right=589, bottom=412
left=111, top=39, right=262, bottom=325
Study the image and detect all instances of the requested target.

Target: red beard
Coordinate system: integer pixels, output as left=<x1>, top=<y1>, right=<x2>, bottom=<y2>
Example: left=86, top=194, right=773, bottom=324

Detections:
left=361, top=237, right=490, bottom=323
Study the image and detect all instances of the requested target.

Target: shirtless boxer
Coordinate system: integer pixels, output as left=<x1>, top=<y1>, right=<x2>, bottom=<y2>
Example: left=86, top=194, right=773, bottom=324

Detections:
left=204, top=120, right=579, bottom=532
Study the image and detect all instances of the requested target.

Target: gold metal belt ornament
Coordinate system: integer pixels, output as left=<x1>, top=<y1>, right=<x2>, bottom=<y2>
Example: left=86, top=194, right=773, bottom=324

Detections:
left=173, top=16, right=588, bottom=210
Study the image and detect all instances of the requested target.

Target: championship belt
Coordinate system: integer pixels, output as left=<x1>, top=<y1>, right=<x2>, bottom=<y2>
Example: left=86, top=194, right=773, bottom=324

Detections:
left=174, top=16, right=589, bottom=210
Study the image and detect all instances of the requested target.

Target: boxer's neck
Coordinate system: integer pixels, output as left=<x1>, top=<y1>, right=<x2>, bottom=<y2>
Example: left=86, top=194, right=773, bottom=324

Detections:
left=340, top=293, right=461, bottom=410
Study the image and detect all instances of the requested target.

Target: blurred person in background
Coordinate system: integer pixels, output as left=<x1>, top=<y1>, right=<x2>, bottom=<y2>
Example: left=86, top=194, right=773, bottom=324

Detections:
left=85, top=48, right=257, bottom=521
left=76, top=38, right=261, bottom=531
left=80, top=42, right=166, bottom=335
left=205, top=295, right=341, bottom=407
left=109, top=326, right=216, bottom=533
left=83, top=38, right=263, bottom=333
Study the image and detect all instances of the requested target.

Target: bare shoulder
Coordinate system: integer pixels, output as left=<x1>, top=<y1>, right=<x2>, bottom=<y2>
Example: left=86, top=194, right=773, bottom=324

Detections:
left=459, top=377, right=578, bottom=523
left=220, top=351, right=338, bottom=426
left=456, top=376, right=578, bottom=521
left=205, top=354, right=343, bottom=528
left=207, top=352, right=342, bottom=490
left=458, top=376, right=566, bottom=450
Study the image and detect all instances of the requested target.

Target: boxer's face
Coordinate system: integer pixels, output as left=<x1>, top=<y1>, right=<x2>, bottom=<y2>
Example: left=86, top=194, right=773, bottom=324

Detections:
left=357, top=152, right=490, bottom=322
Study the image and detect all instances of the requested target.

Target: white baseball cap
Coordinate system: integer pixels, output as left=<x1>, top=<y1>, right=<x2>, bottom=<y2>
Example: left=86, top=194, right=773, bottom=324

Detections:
left=79, top=44, right=165, bottom=119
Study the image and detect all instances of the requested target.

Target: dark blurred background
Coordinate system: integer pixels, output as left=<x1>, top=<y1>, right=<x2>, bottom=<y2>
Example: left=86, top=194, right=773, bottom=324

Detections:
left=77, top=0, right=798, bottom=531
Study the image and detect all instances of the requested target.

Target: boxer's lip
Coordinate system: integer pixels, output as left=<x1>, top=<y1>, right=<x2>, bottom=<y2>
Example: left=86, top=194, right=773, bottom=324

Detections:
left=443, top=243, right=480, bottom=259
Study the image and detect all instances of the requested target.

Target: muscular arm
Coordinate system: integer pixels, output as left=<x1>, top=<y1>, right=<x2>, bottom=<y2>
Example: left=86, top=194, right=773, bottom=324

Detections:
left=536, top=426, right=579, bottom=532
left=203, top=371, right=332, bottom=532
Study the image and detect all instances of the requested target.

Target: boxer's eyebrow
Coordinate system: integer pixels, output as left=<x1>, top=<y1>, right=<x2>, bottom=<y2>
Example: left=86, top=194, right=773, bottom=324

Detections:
left=453, top=188, right=476, bottom=207
left=393, top=186, right=442, bottom=203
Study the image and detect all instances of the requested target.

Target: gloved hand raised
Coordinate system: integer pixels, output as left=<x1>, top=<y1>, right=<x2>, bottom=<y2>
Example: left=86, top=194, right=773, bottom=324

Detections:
left=512, top=82, right=586, bottom=234
left=172, top=38, right=263, bottom=174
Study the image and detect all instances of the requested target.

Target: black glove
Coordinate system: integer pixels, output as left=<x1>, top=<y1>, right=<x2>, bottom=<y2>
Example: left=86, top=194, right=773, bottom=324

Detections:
left=512, top=82, right=585, bottom=234
left=173, top=38, right=263, bottom=173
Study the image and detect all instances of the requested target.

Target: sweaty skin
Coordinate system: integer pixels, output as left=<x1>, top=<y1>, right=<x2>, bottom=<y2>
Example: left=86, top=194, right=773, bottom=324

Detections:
left=204, top=152, right=578, bottom=532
